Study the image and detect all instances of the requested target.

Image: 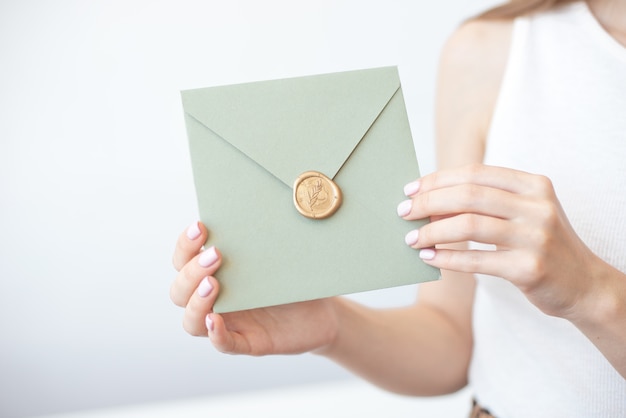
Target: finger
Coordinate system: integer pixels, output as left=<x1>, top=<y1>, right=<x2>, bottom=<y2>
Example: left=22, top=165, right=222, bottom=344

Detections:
left=170, top=246, right=222, bottom=307
left=172, top=221, right=208, bottom=272
left=398, top=183, right=525, bottom=221
left=406, top=213, right=518, bottom=249
left=182, top=276, right=220, bottom=336
left=417, top=164, right=537, bottom=195
left=207, top=313, right=249, bottom=355
left=418, top=246, right=519, bottom=279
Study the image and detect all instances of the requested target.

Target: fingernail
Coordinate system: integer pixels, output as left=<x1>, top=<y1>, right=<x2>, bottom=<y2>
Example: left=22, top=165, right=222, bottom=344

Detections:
left=403, top=181, right=421, bottom=196
left=197, top=277, right=213, bottom=298
left=199, top=246, right=218, bottom=268
left=186, top=222, right=201, bottom=240
left=419, top=249, right=436, bottom=260
left=405, top=230, right=419, bottom=246
left=205, top=314, right=214, bottom=332
left=397, top=200, right=413, bottom=217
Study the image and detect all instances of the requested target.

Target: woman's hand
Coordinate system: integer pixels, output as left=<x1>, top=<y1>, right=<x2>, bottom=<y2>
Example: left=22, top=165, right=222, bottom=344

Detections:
left=398, top=163, right=605, bottom=319
left=170, top=222, right=339, bottom=356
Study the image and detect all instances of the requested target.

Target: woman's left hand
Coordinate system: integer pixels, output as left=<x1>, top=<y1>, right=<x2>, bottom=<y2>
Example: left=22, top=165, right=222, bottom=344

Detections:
left=398, top=163, right=603, bottom=319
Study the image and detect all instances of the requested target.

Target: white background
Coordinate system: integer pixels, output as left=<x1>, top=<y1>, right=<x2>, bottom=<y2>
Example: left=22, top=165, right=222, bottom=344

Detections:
left=0, top=0, right=497, bottom=416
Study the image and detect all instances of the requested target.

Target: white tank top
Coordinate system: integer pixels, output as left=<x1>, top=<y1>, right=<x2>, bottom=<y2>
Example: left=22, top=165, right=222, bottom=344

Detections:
left=469, top=2, right=626, bottom=417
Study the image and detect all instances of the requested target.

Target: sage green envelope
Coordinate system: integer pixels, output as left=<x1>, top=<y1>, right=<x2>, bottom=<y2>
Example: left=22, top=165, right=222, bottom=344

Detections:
left=181, top=66, right=440, bottom=313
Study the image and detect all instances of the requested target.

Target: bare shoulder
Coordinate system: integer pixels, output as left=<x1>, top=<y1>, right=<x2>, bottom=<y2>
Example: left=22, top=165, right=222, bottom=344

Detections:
left=440, top=18, right=513, bottom=80
left=435, top=18, right=514, bottom=168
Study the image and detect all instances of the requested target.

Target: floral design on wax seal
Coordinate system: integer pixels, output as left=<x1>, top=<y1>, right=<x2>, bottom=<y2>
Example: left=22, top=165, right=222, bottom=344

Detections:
left=293, top=171, right=342, bottom=219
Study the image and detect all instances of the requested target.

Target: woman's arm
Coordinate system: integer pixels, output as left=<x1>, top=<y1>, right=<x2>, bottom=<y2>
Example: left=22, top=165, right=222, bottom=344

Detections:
left=317, top=19, right=514, bottom=395
left=405, top=164, right=626, bottom=379
left=400, top=18, right=626, bottom=378
left=569, top=260, right=626, bottom=379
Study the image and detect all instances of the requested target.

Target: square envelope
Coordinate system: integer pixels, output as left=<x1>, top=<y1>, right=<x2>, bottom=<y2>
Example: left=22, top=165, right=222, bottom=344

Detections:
left=182, top=66, right=440, bottom=313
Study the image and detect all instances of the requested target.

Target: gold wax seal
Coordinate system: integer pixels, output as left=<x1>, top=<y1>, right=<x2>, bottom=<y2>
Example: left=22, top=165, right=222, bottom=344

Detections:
left=293, top=171, right=342, bottom=219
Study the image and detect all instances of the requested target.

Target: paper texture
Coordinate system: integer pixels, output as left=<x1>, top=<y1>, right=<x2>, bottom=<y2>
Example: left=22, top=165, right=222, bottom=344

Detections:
left=182, top=67, right=440, bottom=313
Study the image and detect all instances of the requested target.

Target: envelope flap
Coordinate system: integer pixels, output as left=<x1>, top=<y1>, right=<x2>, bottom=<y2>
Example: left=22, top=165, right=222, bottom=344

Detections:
left=182, top=67, right=401, bottom=187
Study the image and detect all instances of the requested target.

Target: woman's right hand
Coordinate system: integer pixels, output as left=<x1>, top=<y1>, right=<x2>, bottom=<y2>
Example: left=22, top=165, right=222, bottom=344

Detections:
left=170, top=222, right=340, bottom=356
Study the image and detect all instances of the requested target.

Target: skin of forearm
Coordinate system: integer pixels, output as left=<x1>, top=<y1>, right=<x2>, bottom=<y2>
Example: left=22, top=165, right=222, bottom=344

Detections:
left=314, top=297, right=472, bottom=396
left=567, top=257, right=626, bottom=379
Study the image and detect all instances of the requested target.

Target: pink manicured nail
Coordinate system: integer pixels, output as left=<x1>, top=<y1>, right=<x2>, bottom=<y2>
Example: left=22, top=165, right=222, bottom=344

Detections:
left=197, top=277, right=213, bottom=298
left=186, top=222, right=201, bottom=240
left=403, top=181, right=421, bottom=197
left=199, top=246, right=218, bottom=268
left=405, top=230, right=419, bottom=246
left=205, top=314, right=214, bottom=332
left=419, top=249, right=436, bottom=260
left=397, top=200, right=413, bottom=217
